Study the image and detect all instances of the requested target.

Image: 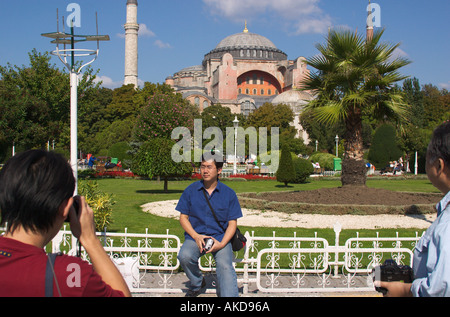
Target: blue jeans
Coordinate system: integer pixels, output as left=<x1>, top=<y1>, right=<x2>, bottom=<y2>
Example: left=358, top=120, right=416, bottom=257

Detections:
left=177, top=239, right=239, bottom=297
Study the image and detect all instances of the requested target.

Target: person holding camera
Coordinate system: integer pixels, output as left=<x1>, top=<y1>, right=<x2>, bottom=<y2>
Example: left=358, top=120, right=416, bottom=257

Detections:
left=377, top=121, right=450, bottom=297
left=176, top=153, right=242, bottom=297
left=0, top=150, right=131, bottom=297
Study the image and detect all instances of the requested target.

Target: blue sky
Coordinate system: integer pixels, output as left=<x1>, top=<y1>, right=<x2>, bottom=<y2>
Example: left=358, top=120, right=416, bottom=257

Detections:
left=1, top=0, right=449, bottom=90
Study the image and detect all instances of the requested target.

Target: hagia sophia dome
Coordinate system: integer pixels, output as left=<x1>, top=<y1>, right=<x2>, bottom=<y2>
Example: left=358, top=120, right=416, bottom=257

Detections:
left=216, top=31, right=278, bottom=50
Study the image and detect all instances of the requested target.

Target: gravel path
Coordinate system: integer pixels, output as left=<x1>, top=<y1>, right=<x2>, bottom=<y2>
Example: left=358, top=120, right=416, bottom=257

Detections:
left=141, top=200, right=436, bottom=230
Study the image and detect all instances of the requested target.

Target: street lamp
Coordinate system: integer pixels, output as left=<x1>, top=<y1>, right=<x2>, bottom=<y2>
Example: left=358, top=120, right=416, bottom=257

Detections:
left=41, top=10, right=109, bottom=195
left=335, top=135, right=339, bottom=157
left=315, top=140, right=318, bottom=152
left=233, top=116, right=239, bottom=175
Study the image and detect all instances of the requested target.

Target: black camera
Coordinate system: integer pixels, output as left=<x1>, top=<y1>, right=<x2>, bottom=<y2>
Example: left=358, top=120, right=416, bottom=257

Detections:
left=65, top=198, right=80, bottom=223
left=373, top=259, right=414, bottom=295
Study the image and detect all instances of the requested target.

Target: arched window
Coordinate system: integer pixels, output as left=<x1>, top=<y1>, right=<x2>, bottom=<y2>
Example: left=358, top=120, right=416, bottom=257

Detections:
left=203, top=100, right=209, bottom=109
left=194, top=97, right=200, bottom=106
left=241, top=100, right=256, bottom=117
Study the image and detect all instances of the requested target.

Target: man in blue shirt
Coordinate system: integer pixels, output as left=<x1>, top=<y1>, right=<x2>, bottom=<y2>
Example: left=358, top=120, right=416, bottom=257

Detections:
left=176, top=154, right=243, bottom=297
left=377, top=121, right=450, bottom=296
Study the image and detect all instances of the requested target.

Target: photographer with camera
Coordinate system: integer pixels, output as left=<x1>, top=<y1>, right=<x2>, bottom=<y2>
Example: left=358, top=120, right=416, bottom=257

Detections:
left=0, top=150, right=131, bottom=297
left=176, top=152, right=242, bottom=297
left=376, top=121, right=450, bottom=297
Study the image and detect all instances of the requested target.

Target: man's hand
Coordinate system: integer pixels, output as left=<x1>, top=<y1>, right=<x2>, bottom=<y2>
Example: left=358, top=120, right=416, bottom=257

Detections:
left=375, top=281, right=413, bottom=297
left=194, top=234, right=210, bottom=253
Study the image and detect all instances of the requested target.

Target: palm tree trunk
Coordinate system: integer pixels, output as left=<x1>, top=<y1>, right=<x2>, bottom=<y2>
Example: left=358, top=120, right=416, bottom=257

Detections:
left=341, top=110, right=367, bottom=186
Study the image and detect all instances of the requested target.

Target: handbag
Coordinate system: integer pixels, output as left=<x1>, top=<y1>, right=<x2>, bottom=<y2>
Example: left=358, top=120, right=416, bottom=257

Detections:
left=202, top=189, right=247, bottom=251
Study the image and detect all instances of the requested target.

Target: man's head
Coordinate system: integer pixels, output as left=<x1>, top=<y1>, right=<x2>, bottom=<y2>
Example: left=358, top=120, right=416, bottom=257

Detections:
left=426, top=121, right=450, bottom=193
left=200, top=150, right=223, bottom=182
left=0, top=150, right=75, bottom=234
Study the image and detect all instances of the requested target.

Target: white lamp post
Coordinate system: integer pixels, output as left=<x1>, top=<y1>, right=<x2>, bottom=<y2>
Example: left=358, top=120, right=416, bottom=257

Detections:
left=315, top=140, right=318, bottom=152
left=233, top=116, right=239, bottom=175
left=42, top=11, right=109, bottom=195
left=335, top=135, right=339, bottom=157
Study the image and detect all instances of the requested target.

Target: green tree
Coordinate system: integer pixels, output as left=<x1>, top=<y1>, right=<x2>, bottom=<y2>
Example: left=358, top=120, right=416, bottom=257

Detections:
left=368, top=124, right=403, bottom=168
left=132, top=138, right=192, bottom=192
left=276, top=143, right=296, bottom=187
left=105, top=84, right=138, bottom=122
left=0, top=49, right=99, bottom=159
left=247, top=103, right=294, bottom=133
left=302, top=29, right=411, bottom=186
left=422, top=84, right=450, bottom=129
left=134, top=93, right=196, bottom=142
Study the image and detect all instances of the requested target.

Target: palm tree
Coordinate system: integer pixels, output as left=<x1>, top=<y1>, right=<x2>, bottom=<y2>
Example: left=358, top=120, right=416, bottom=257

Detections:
left=302, top=28, right=411, bottom=186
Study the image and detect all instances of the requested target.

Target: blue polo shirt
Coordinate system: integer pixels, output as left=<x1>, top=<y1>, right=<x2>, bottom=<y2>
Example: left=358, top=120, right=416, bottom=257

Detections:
left=176, top=180, right=243, bottom=242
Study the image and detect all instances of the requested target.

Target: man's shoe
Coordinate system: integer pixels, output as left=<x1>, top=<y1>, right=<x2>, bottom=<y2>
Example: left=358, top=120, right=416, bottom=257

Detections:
left=185, top=278, right=206, bottom=297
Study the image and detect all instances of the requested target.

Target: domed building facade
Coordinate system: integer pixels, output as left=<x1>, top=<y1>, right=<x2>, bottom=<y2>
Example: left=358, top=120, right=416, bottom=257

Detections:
left=165, top=24, right=312, bottom=140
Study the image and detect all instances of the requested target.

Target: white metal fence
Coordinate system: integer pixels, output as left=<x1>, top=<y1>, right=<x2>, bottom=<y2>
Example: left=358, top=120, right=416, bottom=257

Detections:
left=1, top=223, right=422, bottom=295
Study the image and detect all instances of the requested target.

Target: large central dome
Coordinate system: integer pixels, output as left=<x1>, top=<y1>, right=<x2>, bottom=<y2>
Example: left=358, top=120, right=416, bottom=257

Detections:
left=215, top=32, right=278, bottom=51
left=204, top=27, right=287, bottom=63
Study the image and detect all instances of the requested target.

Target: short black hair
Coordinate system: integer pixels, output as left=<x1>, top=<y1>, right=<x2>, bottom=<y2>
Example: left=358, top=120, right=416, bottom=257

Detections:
left=427, top=121, right=450, bottom=167
left=0, top=150, right=75, bottom=234
left=201, top=149, right=224, bottom=169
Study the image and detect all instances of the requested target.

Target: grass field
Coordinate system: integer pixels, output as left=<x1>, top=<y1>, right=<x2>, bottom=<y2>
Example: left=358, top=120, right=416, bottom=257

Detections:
left=89, top=175, right=439, bottom=243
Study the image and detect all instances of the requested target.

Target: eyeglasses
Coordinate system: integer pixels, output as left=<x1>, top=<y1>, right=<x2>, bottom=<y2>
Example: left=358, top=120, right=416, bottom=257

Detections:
left=200, top=165, right=216, bottom=171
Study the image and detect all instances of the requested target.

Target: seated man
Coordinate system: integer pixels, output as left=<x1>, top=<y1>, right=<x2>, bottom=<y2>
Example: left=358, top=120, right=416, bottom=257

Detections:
left=176, top=153, right=242, bottom=297
left=0, top=150, right=131, bottom=297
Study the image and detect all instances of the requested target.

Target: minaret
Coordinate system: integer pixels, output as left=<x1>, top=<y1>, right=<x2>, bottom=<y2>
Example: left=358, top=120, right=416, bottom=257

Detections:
left=124, top=0, right=139, bottom=88
left=366, top=0, right=374, bottom=42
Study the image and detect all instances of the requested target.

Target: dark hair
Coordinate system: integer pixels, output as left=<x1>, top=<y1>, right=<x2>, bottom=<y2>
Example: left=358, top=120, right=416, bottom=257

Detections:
left=0, top=150, right=75, bottom=234
left=201, top=149, right=224, bottom=170
left=427, top=121, right=450, bottom=167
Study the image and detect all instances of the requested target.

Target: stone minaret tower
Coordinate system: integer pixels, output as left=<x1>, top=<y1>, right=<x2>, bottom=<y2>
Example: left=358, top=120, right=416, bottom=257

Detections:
left=124, top=0, right=139, bottom=88
left=366, top=0, right=374, bottom=42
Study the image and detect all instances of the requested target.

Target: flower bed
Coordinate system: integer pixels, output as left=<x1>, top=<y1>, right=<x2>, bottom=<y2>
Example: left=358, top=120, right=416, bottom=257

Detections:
left=191, top=173, right=276, bottom=181
left=93, top=171, right=136, bottom=178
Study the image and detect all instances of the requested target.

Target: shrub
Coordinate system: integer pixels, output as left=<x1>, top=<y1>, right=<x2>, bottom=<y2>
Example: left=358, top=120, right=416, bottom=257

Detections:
left=78, top=180, right=115, bottom=231
left=309, top=152, right=335, bottom=170
left=276, top=144, right=296, bottom=186
left=293, top=157, right=314, bottom=183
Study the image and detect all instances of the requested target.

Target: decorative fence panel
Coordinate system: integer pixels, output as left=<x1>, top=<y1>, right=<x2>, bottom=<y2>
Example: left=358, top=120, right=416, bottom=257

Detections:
left=1, top=223, right=423, bottom=295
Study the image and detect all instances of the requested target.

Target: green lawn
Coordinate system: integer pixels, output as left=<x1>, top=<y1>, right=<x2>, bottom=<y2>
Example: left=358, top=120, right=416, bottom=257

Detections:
left=89, top=176, right=438, bottom=243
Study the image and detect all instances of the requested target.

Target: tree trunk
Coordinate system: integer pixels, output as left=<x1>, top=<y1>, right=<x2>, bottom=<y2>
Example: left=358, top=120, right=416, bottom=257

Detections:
left=341, top=110, right=367, bottom=186
left=164, top=177, right=169, bottom=193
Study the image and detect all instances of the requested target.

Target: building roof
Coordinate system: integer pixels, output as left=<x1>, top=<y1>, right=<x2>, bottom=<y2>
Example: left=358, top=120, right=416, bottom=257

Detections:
left=271, top=89, right=313, bottom=105
left=127, top=0, right=138, bottom=5
left=215, top=31, right=278, bottom=51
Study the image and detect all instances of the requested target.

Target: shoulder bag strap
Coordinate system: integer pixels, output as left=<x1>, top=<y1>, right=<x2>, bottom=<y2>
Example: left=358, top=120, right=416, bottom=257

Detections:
left=45, top=253, right=62, bottom=297
left=202, top=188, right=226, bottom=232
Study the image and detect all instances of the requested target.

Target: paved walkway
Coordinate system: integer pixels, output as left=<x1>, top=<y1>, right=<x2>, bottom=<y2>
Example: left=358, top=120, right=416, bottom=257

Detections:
left=131, top=272, right=381, bottom=298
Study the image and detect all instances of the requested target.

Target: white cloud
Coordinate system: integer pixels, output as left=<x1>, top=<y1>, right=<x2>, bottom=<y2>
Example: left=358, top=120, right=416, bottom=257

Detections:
left=94, top=75, right=123, bottom=89
left=117, top=23, right=155, bottom=38
left=203, top=0, right=331, bottom=34
left=439, top=81, right=450, bottom=90
left=93, top=76, right=146, bottom=89
left=154, top=39, right=172, bottom=49
left=293, top=16, right=332, bottom=35
left=138, top=24, right=156, bottom=37
left=387, top=47, right=409, bottom=64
